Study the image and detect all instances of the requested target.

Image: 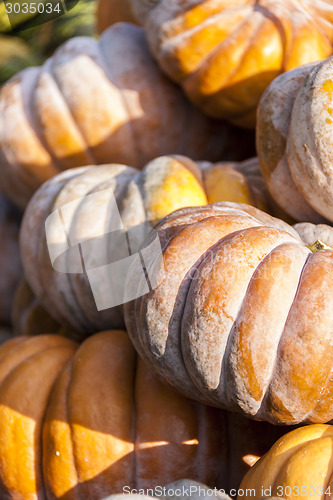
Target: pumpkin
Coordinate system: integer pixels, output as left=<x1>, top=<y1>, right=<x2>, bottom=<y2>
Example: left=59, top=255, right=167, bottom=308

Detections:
left=97, top=0, right=333, bottom=128
left=0, top=330, right=289, bottom=498
left=239, top=424, right=333, bottom=499
left=0, top=22, right=254, bottom=210
left=257, top=57, right=333, bottom=224
left=0, top=192, right=22, bottom=325
left=20, top=155, right=268, bottom=335
left=11, top=280, right=78, bottom=339
left=124, top=201, right=333, bottom=425
left=294, top=222, right=333, bottom=250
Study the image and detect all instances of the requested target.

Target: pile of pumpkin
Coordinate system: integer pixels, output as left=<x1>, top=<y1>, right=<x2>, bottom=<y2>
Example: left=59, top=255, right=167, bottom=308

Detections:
left=0, top=0, right=333, bottom=498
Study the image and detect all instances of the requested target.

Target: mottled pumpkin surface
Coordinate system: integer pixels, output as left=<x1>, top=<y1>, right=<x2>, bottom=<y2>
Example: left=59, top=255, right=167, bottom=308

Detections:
left=125, top=202, right=333, bottom=425
left=257, top=57, right=333, bottom=223
left=21, top=156, right=268, bottom=336
left=98, top=0, right=333, bottom=128
left=0, top=330, right=288, bottom=498
left=0, top=22, right=253, bottom=209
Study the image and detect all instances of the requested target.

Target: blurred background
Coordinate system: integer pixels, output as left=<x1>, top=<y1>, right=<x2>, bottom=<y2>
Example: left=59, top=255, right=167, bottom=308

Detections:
left=0, top=0, right=96, bottom=84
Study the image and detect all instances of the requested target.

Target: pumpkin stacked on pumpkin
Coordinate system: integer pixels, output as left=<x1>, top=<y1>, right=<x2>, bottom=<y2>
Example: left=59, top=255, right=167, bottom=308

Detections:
left=0, top=0, right=332, bottom=498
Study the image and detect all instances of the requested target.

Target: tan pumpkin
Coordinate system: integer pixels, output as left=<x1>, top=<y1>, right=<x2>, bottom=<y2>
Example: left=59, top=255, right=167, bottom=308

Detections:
left=124, top=202, right=333, bottom=425
left=294, top=222, right=333, bottom=250
left=239, top=424, right=333, bottom=499
left=0, top=330, right=289, bottom=499
left=0, top=193, right=22, bottom=326
left=257, top=57, right=333, bottom=224
left=97, top=0, right=333, bottom=128
left=0, top=22, right=254, bottom=210
left=21, top=155, right=270, bottom=335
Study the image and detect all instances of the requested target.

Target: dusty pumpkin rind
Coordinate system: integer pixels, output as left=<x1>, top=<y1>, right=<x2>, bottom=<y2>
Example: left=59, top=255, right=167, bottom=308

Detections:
left=0, top=330, right=289, bottom=499
left=124, top=202, right=333, bottom=425
left=257, top=56, right=333, bottom=223
left=97, top=0, right=333, bottom=128
left=20, top=156, right=269, bottom=335
left=0, top=22, right=254, bottom=210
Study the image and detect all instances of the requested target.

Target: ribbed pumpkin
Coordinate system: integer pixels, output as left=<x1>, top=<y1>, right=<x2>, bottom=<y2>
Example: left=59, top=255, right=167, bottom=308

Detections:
left=294, top=222, right=333, bottom=250
left=0, top=330, right=288, bottom=498
left=257, top=57, right=333, bottom=224
left=239, top=425, right=333, bottom=499
left=0, top=193, right=22, bottom=325
left=124, top=202, right=333, bottom=425
left=20, top=156, right=268, bottom=335
left=97, top=0, right=333, bottom=128
left=0, top=22, right=254, bottom=209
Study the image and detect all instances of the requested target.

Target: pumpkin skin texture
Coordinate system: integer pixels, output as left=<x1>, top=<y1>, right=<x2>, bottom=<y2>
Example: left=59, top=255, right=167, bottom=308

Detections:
left=238, top=425, right=333, bottom=499
left=124, top=202, right=333, bottom=425
left=0, top=330, right=289, bottom=498
left=20, top=156, right=269, bottom=336
left=257, top=57, right=333, bottom=224
left=0, top=193, right=22, bottom=326
left=104, top=0, right=333, bottom=128
left=0, top=22, right=253, bottom=210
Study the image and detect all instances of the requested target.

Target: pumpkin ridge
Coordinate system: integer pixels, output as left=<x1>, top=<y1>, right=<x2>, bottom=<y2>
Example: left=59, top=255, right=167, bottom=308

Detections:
left=264, top=250, right=333, bottom=424
left=30, top=69, right=68, bottom=174
left=160, top=6, right=250, bottom=80
left=97, top=32, right=140, bottom=165
left=0, top=344, right=76, bottom=499
left=49, top=38, right=107, bottom=164
left=0, top=71, right=57, bottom=198
left=250, top=243, right=311, bottom=418
left=309, top=362, right=333, bottom=423
left=46, top=62, right=96, bottom=167
left=36, top=181, right=93, bottom=333
left=181, top=11, right=261, bottom=108
left=256, top=250, right=311, bottom=422
left=65, top=357, right=81, bottom=499
left=181, top=225, right=299, bottom=406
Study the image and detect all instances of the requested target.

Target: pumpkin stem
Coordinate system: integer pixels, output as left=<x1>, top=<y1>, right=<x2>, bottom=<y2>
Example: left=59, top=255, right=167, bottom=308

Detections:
left=307, top=240, right=333, bottom=253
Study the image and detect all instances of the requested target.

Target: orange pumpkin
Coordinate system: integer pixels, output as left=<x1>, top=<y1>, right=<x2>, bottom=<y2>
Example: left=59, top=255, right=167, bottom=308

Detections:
left=97, top=0, right=333, bottom=128
left=0, top=193, right=22, bottom=326
left=0, top=22, right=254, bottom=209
left=124, top=202, right=333, bottom=425
left=257, top=57, right=333, bottom=223
left=21, top=156, right=268, bottom=335
left=239, top=425, right=333, bottom=499
left=0, top=330, right=288, bottom=498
